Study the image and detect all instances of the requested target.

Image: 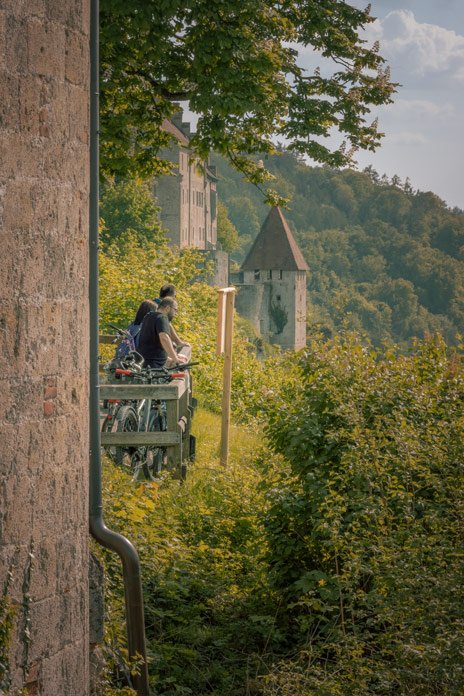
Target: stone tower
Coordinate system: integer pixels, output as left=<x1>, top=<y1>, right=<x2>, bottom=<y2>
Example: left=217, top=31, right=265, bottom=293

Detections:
left=234, top=207, right=309, bottom=351
left=0, top=1, right=90, bottom=693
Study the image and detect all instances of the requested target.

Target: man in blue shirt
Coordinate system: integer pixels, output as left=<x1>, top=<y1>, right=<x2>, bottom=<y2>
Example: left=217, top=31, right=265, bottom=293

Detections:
left=138, top=298, right=189, bottom=368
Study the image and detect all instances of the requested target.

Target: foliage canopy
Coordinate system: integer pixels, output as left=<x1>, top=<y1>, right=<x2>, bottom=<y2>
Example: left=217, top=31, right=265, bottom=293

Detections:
left=99, top=178, right=165, bottom=248
left=100, top=0, right=395, bottom=191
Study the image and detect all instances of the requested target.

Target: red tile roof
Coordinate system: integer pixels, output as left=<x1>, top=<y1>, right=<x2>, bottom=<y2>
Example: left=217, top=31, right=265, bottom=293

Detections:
left=241, top=207, right=309, bottom=272
left=162, top=118, right=190, bottom=146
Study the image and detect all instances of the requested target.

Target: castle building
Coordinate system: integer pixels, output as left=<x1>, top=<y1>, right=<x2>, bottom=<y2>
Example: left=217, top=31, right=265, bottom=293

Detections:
left=154, top=112, right=228, bottom=286
left=232, top=207, right=309, bottom=351
left=155, top=114, right=218, bottom=250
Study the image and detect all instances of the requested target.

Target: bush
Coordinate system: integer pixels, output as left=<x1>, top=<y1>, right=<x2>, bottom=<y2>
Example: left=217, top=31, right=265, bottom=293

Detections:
left=262, top=334, right=464, bottom=694
left=98, top=412, right=284, bottom=695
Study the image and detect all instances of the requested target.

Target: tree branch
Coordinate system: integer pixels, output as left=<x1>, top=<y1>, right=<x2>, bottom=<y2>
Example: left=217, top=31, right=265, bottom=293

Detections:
left=124, top=68, right=193, bottom=101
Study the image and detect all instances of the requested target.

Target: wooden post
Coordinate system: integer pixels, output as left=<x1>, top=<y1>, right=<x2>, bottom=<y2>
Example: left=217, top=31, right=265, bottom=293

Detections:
left=217, top=288, right=236, bottom=467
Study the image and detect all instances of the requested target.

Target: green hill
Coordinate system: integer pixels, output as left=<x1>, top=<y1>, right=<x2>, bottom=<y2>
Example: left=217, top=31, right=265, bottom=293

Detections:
left=214, top=152, right=464, bottom=346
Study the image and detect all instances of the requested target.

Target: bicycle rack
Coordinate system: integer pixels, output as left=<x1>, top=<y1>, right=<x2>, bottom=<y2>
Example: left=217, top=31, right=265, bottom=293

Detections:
left=100, top=374, right=194, bottom=479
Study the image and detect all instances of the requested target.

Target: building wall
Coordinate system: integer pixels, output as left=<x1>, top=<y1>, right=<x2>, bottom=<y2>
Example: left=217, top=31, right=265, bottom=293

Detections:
left=294, top=271, right=307, bottom=350
left=236, top=270, right=307, bottom=351
left=0, top=1, right=90, bottom=693
left=155, top=148, right=181, bottom=246
left=154, top=143, right=217, bottom=251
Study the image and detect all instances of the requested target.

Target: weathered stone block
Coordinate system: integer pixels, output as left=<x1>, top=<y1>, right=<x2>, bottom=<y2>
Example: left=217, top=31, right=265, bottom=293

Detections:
left=0, top=12, right=6, bottom=71
left=41, top=641, right=89, bottom=696
left=27, top=18, right=66, bottom=80
left=5, top=13, right=28, bottom=74
left=0, top=465, right=34, bottom=543
left=65, top=29, right=88, bottom=85
left=3, top=179, right=34, bottom=227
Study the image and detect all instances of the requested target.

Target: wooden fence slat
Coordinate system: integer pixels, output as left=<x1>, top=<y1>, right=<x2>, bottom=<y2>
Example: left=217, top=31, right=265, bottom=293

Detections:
left=99, top=334, right=120, bottom=345
left=100, top=380, right=187, bottom=400
left=165, top=399, right=181, bottom=473
left=101, top=431, right=181, bottom=446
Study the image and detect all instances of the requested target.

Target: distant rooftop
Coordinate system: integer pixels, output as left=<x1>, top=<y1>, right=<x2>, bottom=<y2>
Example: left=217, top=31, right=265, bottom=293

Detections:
left=162, top=118, right=189, bottom=146
left=241, top=207, right=309, bottom=272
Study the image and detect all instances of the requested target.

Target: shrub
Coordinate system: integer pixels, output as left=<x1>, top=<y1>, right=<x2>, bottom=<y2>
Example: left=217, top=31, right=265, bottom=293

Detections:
left=262, top=335, right=464, bottom=694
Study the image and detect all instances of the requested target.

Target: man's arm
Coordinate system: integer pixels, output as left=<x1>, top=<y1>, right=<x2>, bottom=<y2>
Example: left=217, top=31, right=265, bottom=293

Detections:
left=159, top=332, right=188, bottom=364
left=169, top=324, right=190, bottom=349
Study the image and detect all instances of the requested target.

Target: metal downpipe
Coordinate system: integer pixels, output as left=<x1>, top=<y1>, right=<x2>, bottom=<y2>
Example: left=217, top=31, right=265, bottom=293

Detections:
left=88, top=1, right=149, bottom=693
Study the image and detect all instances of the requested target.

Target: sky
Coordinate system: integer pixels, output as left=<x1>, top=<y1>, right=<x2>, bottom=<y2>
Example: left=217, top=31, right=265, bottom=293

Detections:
left=184, top=1, right=463, bottom=210
left=330, top=0, right=464, bottom=209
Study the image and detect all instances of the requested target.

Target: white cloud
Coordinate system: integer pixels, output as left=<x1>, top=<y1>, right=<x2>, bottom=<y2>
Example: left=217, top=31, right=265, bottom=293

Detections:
left=366, top=10, right=464, bottom=80
left=384, top=98, right=455, bottom=119
left=387, top=131, right=427, bottom=145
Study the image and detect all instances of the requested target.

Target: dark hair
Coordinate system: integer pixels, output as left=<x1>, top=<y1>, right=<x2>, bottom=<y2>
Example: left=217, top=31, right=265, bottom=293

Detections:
left=158, top=297, right=177, bottom=310
left=159, top=283, right=176, bottom=298
left=134, top=299, right=157, bottom=325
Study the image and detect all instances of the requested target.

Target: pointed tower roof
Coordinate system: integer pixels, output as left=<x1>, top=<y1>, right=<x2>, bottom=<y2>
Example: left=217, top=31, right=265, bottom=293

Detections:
left=241, top=207, right=309, bottom=272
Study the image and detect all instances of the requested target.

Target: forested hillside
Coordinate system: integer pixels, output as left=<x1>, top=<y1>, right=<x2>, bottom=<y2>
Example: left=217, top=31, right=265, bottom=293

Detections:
left=215, top=152, right=464, bottom=346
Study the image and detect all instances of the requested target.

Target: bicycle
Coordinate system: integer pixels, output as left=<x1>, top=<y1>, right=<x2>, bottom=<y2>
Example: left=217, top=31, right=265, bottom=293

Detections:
left=101, top=336, right=197, bottom=480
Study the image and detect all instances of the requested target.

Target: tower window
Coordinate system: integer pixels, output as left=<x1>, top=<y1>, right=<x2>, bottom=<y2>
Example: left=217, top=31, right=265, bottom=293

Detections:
left=254, top=270, right=260, bottom=280
left=276, top=295, right=281, bottom=301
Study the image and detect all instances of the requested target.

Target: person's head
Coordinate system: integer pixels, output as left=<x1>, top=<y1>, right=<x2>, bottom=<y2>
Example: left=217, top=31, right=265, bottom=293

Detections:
left=158, top=297, right=178, bottom=321
left=159, top=283, right=176, bottom=299
left=134, top=299, right=157, bottom=325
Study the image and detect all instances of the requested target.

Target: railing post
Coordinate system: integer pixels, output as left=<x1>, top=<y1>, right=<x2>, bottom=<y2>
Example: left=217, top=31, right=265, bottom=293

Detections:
left=217, top=288, right=236, bottom=468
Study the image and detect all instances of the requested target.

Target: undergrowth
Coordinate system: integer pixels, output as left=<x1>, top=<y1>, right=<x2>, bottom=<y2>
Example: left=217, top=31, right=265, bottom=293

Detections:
left=97, top=409, right=283, bottom=695
left=96, top=337, right=464, bottom=695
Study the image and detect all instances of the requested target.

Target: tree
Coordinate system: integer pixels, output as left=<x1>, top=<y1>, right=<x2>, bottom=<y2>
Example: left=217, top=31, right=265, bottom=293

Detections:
left=100, top=0, right=395, bottom=197
left=216, top=202, right=243, bottom=254
left=99, top=177, right=165, bottom=248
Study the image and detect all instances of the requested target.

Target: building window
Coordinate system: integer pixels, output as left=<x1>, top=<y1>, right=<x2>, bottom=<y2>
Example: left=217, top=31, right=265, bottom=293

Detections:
left=278, top=270, right=283, bottom=279
left=210, top=190, right=217, bottom=220
left=276, top=295, right=281, bottom=302
left=254, top=270, right=260, bottom=281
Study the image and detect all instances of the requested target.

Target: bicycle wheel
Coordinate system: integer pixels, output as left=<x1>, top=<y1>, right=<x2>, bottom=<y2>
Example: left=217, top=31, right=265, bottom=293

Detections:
left=101, top=413, right=116, bottom=460
left=142, top=409, right=167, bottom=481
left=113, top=404, right=138, bottom=470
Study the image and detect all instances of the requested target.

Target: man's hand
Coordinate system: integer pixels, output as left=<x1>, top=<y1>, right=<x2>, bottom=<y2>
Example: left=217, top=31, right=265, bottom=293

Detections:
left=165, top=353, right=188, bottom=367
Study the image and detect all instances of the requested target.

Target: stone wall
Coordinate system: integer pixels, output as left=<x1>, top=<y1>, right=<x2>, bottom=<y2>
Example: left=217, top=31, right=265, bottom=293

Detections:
left=234, top=271, right=307, bottom=351
left=0, top=1, right=90, bottom=693
left=155, top=140, right=218, bottom=251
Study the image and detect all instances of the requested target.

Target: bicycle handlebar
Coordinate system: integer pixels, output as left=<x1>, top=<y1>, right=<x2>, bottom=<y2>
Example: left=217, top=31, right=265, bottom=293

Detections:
left=107, top=322, right=132, bottom=338
left=114, top=361, right=199, bottom=383
left=168, top=361, right=199, bottom=371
